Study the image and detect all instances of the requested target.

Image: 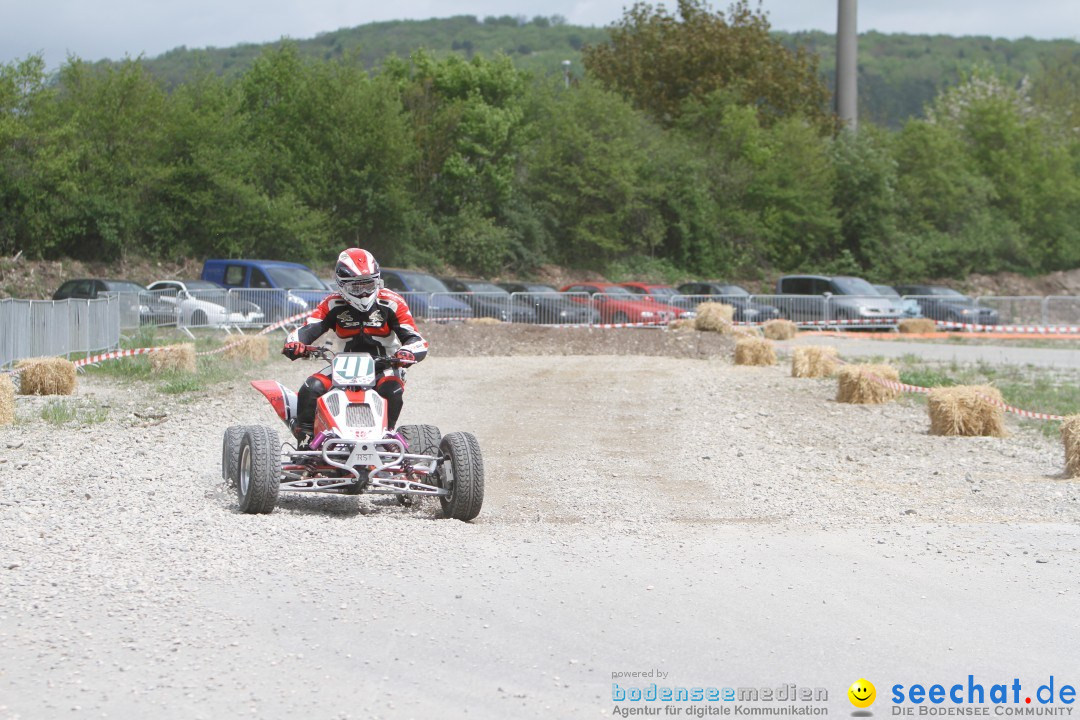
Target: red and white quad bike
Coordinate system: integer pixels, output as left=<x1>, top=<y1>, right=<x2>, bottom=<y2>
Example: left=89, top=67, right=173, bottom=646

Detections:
left=221, top=346, right=483, bottom=521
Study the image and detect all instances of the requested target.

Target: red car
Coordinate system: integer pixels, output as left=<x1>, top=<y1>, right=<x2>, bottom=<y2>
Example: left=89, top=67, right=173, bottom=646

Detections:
left=618, top=282, right=696, bottom=318
left=559, top=282, right=677, bottom=324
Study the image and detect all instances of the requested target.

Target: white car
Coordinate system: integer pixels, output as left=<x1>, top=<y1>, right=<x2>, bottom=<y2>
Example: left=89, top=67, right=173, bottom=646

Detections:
left=146, top=280, right=265, bottom=327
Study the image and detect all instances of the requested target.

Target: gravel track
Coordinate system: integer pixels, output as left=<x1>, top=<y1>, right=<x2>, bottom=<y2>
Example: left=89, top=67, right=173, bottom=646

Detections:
left=1, top=344, right=1078, bottom=719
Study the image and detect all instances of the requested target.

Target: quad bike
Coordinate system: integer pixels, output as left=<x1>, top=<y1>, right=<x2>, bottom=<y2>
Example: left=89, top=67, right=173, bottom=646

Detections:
left=221, top=346, right=483, bottom=521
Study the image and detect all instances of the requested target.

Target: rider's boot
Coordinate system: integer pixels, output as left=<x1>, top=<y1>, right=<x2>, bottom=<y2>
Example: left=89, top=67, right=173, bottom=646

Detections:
left=292, top=422, right=314, bottom=451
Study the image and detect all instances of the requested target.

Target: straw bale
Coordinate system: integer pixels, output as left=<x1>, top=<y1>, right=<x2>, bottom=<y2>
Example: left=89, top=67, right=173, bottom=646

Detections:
left=0, top=374, right=14, bottom=424
left=223, top=334, right=269, bottom=363
left=16, top=357, right=77, bottom=395
left=1062, top=416, right=1080, bottom=479
left=836, top=363, right=900, bottom=404
left=928, top=385, right=1006, bottom=437
left=762, top=319, right=798, bottom=340
left=734, top=337, right=777, bottom=366
left=898, top=318, right=937, bottom=334
left=791, top=346, right=840, bottom=378
left=694, top=303, right=736, bottom=332
left=149, top=344, right=196, bottom=374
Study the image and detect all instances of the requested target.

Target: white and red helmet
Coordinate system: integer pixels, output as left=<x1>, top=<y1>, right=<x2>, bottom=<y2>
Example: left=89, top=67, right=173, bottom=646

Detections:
left=335, top=248, right=382, bottom=312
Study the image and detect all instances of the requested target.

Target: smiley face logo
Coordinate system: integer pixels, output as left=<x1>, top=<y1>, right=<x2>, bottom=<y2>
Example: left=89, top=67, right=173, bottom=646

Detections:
left=848, top=679, right=876, bottom=708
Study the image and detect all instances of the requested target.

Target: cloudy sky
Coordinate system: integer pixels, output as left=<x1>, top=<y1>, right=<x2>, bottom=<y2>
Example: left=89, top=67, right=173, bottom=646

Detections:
left=4, top=0, right=1079, bottom=69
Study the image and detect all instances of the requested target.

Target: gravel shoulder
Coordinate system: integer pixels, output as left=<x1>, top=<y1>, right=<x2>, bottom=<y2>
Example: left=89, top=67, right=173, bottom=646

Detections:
left=1, top=342, right=1077, bottom=719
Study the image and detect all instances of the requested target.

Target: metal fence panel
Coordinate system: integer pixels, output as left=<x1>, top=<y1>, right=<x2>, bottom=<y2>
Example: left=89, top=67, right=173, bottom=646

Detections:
left=590, top=293, right=677, bottom=324
left=750, top=294, right=829, bottom=325
left=1045, top=296, right=1080, bottom=326
left=974, top=296, right=1045, bottom=325
left=1, top=297, right=120, bottom=369
left=509, top=292, right=595, bottom=325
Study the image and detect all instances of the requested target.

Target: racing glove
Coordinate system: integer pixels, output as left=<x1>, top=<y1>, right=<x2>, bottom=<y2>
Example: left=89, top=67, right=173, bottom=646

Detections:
left=282, top=341, right=309, bottom=360
left=392, top=349, right=417, bottom=366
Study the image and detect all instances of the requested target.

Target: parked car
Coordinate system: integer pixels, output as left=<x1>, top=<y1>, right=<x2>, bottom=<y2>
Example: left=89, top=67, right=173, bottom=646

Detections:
left=674, top=281, right=782, bottom=323
left=146, top=280, right=264, bottom=327
left=893, top=285, right=1000, bottom=325
left=558, top=283, right=676, bottom=324
left=617, top=283, right=695, bottom=318
left=873, top=284, right=922, bottom=319
left=439, top=278, right=537, bottom=322
left=774, top=275, right=903, bottom=326
left=379, top=268, right=473, bottom=320
left=497, top=282, right=601, bottom=324
left=53, top=278, right=175, bottom=326
left=201, top=259, right=329, bottom=322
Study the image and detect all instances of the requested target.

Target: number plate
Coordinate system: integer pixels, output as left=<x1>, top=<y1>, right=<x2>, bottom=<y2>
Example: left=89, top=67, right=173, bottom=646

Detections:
left=331, top=354, right=376, bottom=386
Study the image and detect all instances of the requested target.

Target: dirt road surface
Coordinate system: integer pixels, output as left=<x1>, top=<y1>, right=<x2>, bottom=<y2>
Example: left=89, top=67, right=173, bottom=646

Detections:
left=1, top=349, right=1077, bottom=719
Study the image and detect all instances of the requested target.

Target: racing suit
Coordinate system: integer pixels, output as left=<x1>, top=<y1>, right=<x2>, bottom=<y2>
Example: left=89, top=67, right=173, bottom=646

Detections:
left=284, top=288, right=428, bottom=437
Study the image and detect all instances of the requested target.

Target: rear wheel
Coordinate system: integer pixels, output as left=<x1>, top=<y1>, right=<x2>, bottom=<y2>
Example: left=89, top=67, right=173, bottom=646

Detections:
left=437, top=432, right=484, bottom=521
left=396, top=424, right=442, bottom=506
left=237, top=426, right=280, bottom=514
left=191, top=309, right=208, bottom=327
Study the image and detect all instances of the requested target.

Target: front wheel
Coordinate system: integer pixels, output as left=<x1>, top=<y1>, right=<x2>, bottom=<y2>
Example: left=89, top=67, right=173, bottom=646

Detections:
left=237, top=426, right=281, bottom=514
left=612, top=312, right=629, bottom=324
left=438, top=432, right=484, bottom=521
left=221, top=425, right=252, bottom=486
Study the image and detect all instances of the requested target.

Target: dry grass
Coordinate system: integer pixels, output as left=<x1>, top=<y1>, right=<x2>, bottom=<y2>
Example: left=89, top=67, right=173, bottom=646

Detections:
left=1063, top=416, right=1080, bottom=478
left=791, top=346, right=840, bottom=378
left=927, top=385, right=1007, bottom=437
left=694, top=303, right=735, bottom=332
left=734, top=337, right=777, bottom=366
left=836, top=363, right=900, bottom=404
left=149, top=344, right=196, bottom=374
left=762, top=319, right=798, bottom=340
left=899, top=318, right=937, bottom=334
left=223, top=334, right=269, bottom=363
left=16, top=357, right=77, bottom=395
left=464, top=317, right=503, bottom=325
left=0, top=374, right=14, bottom=425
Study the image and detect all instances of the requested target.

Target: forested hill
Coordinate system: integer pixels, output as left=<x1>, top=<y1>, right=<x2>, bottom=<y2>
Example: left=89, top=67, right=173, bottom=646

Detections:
left=132, top=15, right=1079, bottom=128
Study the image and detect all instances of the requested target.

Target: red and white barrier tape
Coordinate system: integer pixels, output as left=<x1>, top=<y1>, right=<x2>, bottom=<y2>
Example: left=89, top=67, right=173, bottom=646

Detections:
left=934, top=320, right=1080, bottom=334
left=858, top=367, right=1066, bottom=421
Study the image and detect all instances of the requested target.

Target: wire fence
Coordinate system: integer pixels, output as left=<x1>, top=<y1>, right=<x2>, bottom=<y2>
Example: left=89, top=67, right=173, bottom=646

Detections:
left=4, top=289, right=1080, bottom=368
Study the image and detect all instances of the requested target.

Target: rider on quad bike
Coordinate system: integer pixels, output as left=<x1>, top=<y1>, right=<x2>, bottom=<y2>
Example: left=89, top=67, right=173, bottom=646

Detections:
left=281, top=248, right=428, bottom=447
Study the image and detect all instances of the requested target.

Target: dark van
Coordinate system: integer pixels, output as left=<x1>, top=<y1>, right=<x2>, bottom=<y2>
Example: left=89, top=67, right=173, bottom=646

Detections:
left=201, top=259, right=329, bottom=322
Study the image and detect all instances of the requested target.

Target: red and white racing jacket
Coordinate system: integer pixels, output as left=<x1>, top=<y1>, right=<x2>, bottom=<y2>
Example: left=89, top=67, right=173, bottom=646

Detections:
left=287, top=289, right=428, bottom=361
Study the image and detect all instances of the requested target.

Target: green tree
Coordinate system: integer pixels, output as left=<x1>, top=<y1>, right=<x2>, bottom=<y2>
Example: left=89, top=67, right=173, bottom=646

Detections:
left=582, top=0, right=832, bottom=131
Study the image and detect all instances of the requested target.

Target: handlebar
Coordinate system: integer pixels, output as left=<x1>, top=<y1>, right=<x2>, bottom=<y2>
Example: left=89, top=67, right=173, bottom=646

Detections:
left=301, top=345, right=414, bottom=368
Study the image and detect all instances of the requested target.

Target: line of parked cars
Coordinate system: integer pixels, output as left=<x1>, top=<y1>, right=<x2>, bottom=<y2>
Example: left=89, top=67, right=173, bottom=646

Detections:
left=49, top=260, right=1000, bottom=329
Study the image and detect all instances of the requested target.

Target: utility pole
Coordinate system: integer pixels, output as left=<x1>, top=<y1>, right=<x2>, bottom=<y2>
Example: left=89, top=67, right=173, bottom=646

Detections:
left=836, top=0, right=857, bottom=131
left=561, top=60, right=571, bottom=89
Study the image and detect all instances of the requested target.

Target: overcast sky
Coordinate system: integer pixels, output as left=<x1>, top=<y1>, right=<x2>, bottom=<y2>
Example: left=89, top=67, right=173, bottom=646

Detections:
left=4, top=0, right=1079, bottom=69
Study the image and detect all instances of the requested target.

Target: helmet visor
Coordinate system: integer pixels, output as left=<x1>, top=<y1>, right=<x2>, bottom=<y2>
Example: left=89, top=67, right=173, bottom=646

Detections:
left=338, top=275, right=379, bottom=298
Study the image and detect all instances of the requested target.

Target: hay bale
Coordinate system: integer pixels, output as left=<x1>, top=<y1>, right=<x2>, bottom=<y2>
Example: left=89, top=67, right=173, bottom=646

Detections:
left=0, top=374, right=14, bottom=425
left=734, top=337, right=777, bottom=366
left=899, top=318, right=937, bottom=334
left=223, top=334, right=269, bottom=363
left=791, top=346, right=840, bottom=378
left=762, top=318, right=798, bottom=340
left=667, top=318, right=696, bottom=332
left=836, top=363, right=900, bottom=404
left=1062, top=415, right=1080, bottom=479
left=927, top=385, right=1006, bottom=437
left=694, top=302, right=735, bottom=332
left=464, top=317, right=503, bottom=325
left=16, top=357, right=77, bottom=395
left=731, top=325, right=762, bottom=339
left=149, top=344, right=196, bottom=374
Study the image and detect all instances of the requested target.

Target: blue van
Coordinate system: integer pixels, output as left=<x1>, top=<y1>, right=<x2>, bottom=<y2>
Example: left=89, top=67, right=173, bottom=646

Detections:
left=201, top=259, right=330, bottom=322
